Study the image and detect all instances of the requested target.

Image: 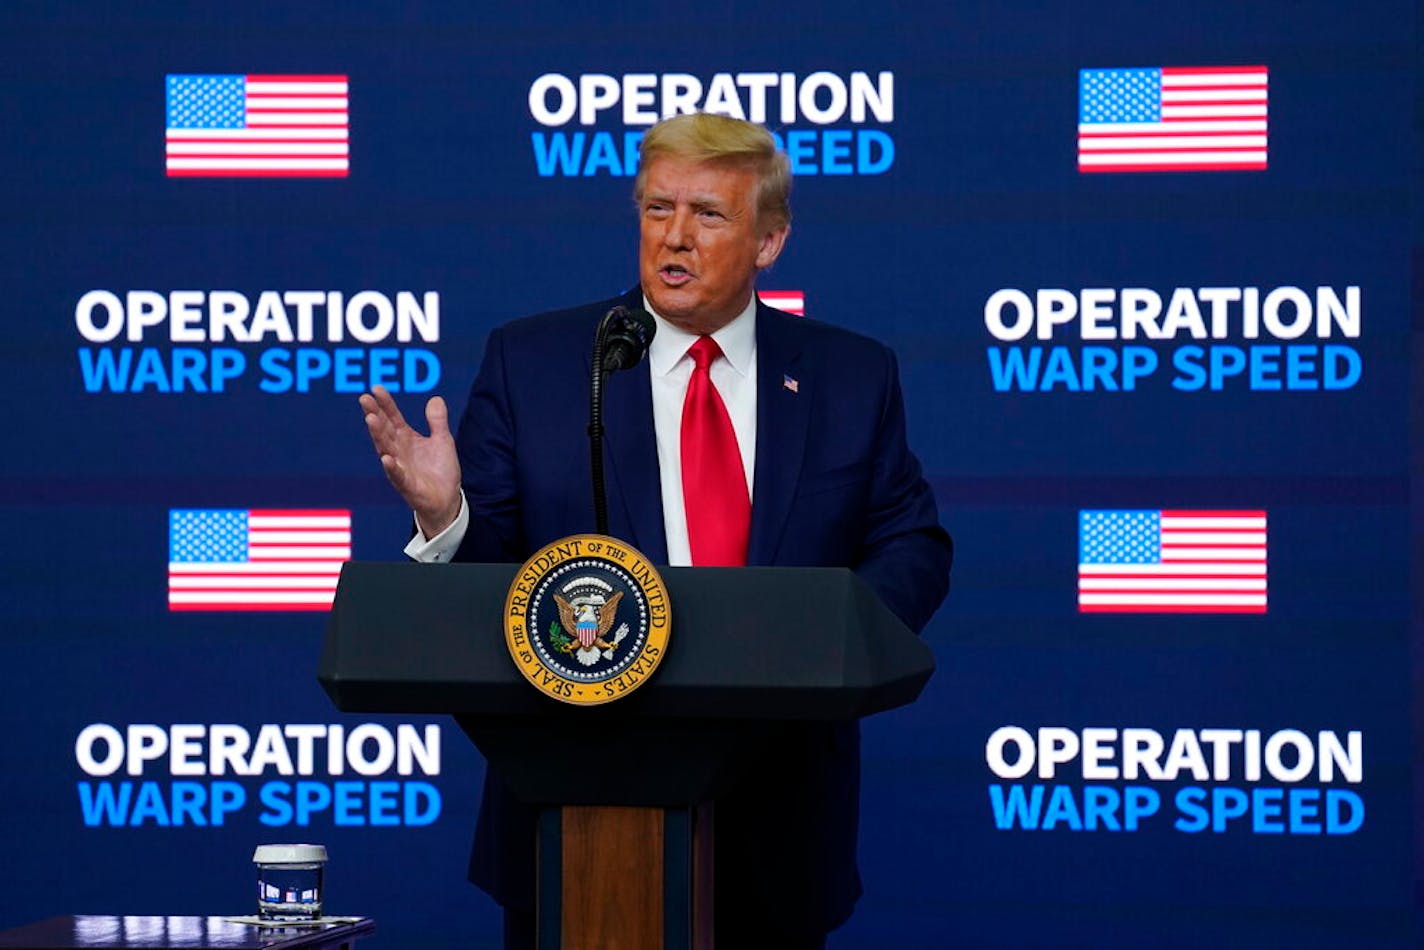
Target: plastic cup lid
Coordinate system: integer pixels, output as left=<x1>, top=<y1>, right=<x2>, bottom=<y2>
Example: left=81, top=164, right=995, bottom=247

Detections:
left=253, top=843, right=328, bottom=864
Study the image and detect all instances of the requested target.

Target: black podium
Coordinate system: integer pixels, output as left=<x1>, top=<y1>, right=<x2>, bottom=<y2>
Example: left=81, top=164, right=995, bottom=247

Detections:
left=318, top=562, right=933, bottom=948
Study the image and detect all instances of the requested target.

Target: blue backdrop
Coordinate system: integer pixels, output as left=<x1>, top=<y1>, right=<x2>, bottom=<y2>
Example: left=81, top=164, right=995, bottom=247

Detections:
left=1, top=2, right=1418, bottom=946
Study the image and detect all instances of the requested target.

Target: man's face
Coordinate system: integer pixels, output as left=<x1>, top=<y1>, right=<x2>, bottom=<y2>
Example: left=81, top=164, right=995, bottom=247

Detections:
left=638, top=155, right=789, bottom=335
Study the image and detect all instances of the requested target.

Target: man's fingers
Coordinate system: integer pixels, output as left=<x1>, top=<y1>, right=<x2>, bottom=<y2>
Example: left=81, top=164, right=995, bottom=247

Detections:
left=367, top=385, right=407, bottom=425
left=364, top=411, right=392, bottom=453
left=425, top=396, right=451, bottom=439
left=379, top=453, right=410, bottom=491
left=363, top=386, right=419, bottom=457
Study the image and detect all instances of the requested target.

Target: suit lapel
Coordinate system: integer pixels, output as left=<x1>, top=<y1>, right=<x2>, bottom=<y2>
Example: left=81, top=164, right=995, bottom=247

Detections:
left=748, top=304, right=810, bottom=565
left=599, top=290, right=669, bottom=563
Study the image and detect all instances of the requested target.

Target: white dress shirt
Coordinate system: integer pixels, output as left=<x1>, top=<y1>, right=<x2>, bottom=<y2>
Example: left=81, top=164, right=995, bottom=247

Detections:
left=405, top=294, right=760, bottom=567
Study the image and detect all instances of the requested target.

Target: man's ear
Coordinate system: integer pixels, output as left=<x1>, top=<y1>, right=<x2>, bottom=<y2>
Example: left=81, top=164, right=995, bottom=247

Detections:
left=756, top=223, right=790, bottom=270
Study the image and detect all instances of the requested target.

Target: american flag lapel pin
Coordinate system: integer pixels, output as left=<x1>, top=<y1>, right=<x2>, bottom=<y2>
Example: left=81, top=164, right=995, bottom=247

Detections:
left=783, top=374, right=799, bottom=394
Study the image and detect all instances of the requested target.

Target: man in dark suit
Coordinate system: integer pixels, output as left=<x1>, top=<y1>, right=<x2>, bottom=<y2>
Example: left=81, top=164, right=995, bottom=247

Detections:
left=361, top=112, right=951, bottom=946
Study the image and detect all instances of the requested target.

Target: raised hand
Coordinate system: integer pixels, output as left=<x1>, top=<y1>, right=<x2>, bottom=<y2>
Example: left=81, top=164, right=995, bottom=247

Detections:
left=359, top=385, right=463, bottom=538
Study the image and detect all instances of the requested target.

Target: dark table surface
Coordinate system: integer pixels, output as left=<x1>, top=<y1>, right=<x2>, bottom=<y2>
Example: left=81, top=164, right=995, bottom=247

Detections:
left=0, top=916, right=375, bottom=949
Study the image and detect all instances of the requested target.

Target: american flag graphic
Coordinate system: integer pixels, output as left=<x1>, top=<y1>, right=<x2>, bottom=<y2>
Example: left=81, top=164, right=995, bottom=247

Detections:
left=165, top=74, right=349, bottom=177
left=1078, top=510, right=1267, bottom=613
left=168, top=509, right=351, bottom=611
left=1078, top=66, right=1268, bottom=172
left=761, top=291, right=805, bottom=316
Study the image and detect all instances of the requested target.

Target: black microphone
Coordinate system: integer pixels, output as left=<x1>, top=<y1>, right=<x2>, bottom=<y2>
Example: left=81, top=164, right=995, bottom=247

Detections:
left=588, top=306, right=656, bottom=534
left=599, top=306, right=656, bottom=374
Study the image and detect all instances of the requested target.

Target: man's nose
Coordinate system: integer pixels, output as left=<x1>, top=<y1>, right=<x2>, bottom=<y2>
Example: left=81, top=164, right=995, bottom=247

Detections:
left=663, top=208, right=693, bottom=249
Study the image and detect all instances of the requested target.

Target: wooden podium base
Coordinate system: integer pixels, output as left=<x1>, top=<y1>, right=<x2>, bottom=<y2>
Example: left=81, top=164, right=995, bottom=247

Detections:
left=538, top=805, right=713, bottom=949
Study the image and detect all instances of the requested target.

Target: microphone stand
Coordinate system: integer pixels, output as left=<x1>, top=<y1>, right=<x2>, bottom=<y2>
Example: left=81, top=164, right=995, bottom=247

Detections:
left=588, top=310, right=616, bottom=535
left=588, top=305, right=655, bottom=536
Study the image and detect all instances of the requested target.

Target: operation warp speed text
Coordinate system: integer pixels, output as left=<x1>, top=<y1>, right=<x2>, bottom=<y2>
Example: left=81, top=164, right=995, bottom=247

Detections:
left=528, top=70, right=896, bottom=177
left=985, top=726, right=1365, bottom=835
left=75, top=723, right=443, bottom=828
left=74, top=290, right=441, bottom=394
left=983, top=286, right=1362, bottom=393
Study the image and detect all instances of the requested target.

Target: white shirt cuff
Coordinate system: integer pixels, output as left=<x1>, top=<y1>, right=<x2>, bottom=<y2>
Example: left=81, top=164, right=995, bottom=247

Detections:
left=403, top=493, right=470, bottom=563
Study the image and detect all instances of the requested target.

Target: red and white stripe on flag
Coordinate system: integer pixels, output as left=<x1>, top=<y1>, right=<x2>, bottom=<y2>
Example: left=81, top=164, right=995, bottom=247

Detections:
left=761, top=291, right=805, bottom=316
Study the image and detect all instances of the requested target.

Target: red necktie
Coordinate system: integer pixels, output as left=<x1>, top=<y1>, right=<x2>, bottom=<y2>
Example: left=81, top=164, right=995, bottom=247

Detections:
left=681, top=336, right=750, bottom=566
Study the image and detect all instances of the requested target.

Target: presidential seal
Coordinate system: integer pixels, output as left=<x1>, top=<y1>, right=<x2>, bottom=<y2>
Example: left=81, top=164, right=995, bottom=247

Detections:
left=504, top=534, right=671, bottom=705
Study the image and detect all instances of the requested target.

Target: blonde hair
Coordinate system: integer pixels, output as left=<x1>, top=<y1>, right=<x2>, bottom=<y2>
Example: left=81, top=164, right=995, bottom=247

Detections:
left=634, top=112, right=792, bottom=229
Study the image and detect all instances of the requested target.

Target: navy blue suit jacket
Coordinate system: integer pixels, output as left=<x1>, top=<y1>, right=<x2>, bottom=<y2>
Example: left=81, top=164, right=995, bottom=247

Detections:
left=451, top=287, right=951, bottom=931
